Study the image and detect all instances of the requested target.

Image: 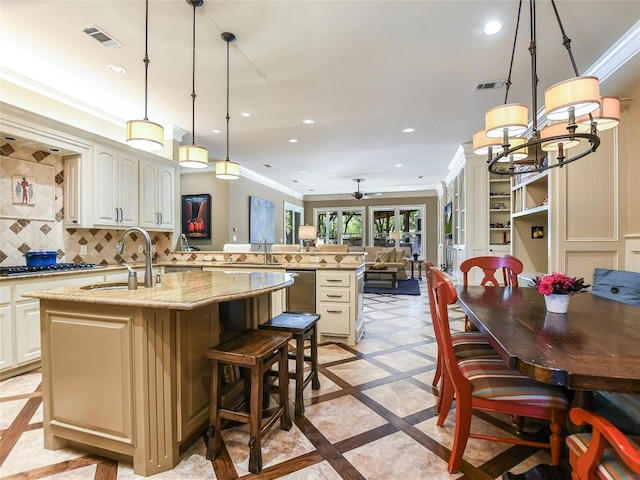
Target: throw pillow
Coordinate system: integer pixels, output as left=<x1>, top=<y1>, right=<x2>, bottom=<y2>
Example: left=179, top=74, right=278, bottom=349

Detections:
left=394, top=249, right=406, bottom=262
left=374, top=251, right=387, bottom=263
left=591, top=268, right=640, bottom=306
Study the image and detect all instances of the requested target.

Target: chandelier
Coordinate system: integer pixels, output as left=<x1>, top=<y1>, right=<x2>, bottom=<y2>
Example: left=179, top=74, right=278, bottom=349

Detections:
left=474, top=0, right=620, bottom=176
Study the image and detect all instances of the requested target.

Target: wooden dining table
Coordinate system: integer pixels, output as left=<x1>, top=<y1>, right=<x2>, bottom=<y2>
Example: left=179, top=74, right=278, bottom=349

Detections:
left=456, top=286, right=640, bottom=394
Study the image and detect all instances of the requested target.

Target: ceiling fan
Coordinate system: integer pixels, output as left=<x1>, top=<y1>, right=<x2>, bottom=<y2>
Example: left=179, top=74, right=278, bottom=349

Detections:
left=351, top=178, right=368, bottom=200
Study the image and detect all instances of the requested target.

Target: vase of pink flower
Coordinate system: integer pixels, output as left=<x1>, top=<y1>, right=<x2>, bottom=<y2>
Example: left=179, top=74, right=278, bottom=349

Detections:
left=533, top=272, right=589, bottom=313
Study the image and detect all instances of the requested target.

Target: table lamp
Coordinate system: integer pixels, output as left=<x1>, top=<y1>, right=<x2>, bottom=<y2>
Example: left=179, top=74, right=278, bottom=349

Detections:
left=298, top=225, right=316, bottom=252
left=389, top=231, right=401, bottom=243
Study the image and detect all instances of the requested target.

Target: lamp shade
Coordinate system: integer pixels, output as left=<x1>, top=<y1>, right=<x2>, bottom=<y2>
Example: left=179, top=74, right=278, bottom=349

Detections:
left=178, top=144, right=208, bottom=169
left=544, top=76, right=600, bottom=121
left=298, top=225, right=316, bottom=240
left=576, top=96, right=620, bottom=132
left=389, top=231, right=401, bottom=240
left=215, top=160, right=240, bottom=179
left=472, top=130, right=504, bottom=155
left=126, top=119, right=164, bottom=151
left=540, top=123, right=581, bottom=152
left=485, top=103, right=528, bottom=138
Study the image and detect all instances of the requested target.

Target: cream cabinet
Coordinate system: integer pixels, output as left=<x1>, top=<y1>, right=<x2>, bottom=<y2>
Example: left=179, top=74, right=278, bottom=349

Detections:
left=93, top=144, right=138, bottom=227
left=139, top=158, right=176, bottom=231
left=0, top=272, right=107, bottom=379
left=316, top=268, right=364, bottom=345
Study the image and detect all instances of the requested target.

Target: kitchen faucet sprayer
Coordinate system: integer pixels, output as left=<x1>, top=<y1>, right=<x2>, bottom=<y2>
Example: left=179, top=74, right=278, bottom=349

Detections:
left=116, top=227, right=153, bottom=287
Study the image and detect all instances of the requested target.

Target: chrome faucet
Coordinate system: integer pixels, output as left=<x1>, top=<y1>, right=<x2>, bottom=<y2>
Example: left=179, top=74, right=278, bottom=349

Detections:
left=258, top=236, right=268, bottom=264
left=115, top=227, right=153, bottom=287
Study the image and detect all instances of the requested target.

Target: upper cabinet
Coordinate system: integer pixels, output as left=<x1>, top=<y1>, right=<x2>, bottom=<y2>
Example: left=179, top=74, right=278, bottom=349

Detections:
left=93, top=144, right=139, bottom=227
left=139, top=159, right=175, bottom=231
left=64, top=142, right=176, bottom=232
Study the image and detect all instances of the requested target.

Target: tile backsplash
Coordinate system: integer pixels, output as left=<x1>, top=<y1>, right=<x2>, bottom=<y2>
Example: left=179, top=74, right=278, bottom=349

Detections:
left=0, top=146, right=173, bottom=267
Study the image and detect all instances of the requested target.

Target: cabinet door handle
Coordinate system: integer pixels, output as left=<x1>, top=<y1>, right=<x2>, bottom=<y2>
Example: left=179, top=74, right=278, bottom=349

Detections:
left=326, top=279, right=343, bottom=283
left=119, top=208, right=123, bottom=222
left=159, top=212, right=162, bottom=225
left=327, top=294, right=343, bottom=298
left=327, top=309, right=343, bottom=314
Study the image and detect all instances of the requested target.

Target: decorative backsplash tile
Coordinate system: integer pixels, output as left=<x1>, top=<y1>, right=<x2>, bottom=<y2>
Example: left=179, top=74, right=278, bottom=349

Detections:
left=0, top=147, right=174, bottom=267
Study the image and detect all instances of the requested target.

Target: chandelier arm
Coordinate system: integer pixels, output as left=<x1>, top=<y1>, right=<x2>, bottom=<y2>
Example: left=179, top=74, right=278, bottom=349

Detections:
left=550, top=0, right=580, bottom=77
left=143, top=0, right=150, bottom=121
left=503, top=0, right=523, bottom=105
left=487, top=133, right=601, bottom=176
left=190, top=2, right=197, bottom=146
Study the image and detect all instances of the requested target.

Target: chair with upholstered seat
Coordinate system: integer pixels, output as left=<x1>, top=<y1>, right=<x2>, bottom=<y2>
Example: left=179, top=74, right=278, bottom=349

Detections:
left=460, top=255, right=524, bottom=330
left=566, top=407, right=640, bottom=480
left=427, top=266, right=568, bottom=473
left=425, top=262, right=497, bottom=415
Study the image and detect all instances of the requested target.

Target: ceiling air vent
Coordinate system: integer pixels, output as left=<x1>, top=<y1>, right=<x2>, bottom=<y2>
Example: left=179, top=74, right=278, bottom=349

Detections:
left=475, top=80, right=505, bottom=91
left=80, top=25, right=122, bottom=49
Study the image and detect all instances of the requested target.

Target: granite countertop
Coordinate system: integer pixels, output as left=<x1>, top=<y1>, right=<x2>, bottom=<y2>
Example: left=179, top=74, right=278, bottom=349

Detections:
left=23, top=270, right=294, bottom=310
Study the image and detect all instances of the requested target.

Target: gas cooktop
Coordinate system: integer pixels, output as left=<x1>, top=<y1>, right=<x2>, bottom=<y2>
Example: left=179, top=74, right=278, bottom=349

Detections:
left=0, top=263, right=103, bottom=276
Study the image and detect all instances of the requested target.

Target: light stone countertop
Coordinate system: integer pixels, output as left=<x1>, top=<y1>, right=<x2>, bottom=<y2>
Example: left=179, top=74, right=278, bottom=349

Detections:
left=23, top=270, right=294, bottom=310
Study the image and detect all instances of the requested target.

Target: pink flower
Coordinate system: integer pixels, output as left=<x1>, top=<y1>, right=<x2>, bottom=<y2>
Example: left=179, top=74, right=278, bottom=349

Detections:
left=533, top=272, right=589, bottom=296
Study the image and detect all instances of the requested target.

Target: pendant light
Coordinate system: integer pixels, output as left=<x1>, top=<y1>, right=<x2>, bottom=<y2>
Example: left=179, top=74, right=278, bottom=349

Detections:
left=179, top=0, right=208, bottom=169
left=126, top=0, right=164, bottom=152
left=215, top=32, right=240, bottom=180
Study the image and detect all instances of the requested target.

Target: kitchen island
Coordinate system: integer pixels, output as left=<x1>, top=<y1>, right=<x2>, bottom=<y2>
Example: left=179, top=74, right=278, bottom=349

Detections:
left=24, top=270, right=294, bottom=476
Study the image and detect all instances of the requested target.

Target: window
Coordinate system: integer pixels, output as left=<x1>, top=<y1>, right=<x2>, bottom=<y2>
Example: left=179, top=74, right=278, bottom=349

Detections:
left=284, top=202, right=304, bottom=244
left=314, top=208, right=364, bottom=246
left=369, top=205, right=424, bottom=256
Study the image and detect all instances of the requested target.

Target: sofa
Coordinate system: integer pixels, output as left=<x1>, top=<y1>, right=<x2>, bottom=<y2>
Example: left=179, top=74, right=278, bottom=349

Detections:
left=361, top=246, right=411, bottom=280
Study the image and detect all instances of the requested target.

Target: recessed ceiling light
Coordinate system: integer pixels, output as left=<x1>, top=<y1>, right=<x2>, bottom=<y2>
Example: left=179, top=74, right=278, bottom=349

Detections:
left=403, top=128, right=415, bottom=133
left=240, top=112, right=252, bottom=118
left=482, top=20, right=502, bottom=36
left=107, top=64, right=126, bottom=74
left=212, top=129, right=221, bottom=134
left=288, top=139, right=299, bottom=143
left=395, top=163, right=403, bottom=167
left=302, top=119, right=315, bottom=125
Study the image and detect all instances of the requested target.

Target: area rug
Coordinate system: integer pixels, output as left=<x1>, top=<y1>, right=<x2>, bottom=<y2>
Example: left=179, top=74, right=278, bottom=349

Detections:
left=364, top=278, right=421, bottom=295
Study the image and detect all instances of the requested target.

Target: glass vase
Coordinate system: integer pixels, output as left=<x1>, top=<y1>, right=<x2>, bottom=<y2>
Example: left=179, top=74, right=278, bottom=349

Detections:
left=544, top=293, right=571, bottom=314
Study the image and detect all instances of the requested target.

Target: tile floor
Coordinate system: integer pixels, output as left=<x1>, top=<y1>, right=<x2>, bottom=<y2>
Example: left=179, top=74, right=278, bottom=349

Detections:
left=0, top=281, right=564, bottom=479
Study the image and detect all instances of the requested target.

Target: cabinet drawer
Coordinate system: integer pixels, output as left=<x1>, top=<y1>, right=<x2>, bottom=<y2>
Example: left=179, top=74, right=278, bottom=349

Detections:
left=0, top=285, right=10, bottom=304
left=317, top=272, right=351, bottom=287
left=317, top=287, right=350, bottom=303
left=317, top=303, right=350, bottom=335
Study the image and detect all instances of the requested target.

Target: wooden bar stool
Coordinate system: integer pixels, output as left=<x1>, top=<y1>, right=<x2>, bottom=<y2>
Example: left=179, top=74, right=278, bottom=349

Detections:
left=204, top=329, right=292, bottom=474
left=258, top=312, right=321, bottom=417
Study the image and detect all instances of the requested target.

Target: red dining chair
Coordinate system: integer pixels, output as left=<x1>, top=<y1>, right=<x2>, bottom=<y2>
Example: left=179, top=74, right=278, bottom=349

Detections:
left=566, top=408, right=640, bottom=480
left=426, top=262, right=497, bottom=415
left=427, top=266, right=568, bottom=473
left=460, top=255, right=524, bottom=330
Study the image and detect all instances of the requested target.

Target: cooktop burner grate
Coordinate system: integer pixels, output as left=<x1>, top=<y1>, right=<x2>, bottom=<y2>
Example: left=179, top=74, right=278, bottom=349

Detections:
left=0, top=263, right=101, bottom=276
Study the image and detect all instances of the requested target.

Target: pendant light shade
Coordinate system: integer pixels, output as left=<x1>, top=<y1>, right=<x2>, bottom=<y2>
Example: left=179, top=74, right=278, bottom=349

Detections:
left=126, top=0, right=164, bottom=152
left=485, top=104, right=528, bottom=138
left=540, top=123, right=581, bottom=152
left=215, top=159, right=240, bottom=179
left=126, top=120, right=164, bottom=151
left=472, top=130, right=504, bottom=155
left=544, top=76, right=600, bottom=121
left=179, top=0, right=208, bottom=169
left=502, top=137, right=529, bottom=161
left=216, top=32, right=240, bottom=180
left=576, top=96, right=620, bottom=132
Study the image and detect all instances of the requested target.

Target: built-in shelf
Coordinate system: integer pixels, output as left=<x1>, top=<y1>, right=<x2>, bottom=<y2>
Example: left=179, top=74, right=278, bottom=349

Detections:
left=512, top=205, right=549, bottom=218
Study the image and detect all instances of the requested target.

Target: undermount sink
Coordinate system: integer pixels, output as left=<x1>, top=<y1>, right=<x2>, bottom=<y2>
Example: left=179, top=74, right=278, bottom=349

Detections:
left=81, top=282, right=137, bottom=291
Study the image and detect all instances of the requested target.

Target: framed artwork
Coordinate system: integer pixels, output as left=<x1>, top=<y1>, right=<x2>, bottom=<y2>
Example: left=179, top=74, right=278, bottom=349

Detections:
left=182, top=194, right=211, bottom=239
left=444, top=201, right=452, bottom=238
left=249, top=196, right=275, bottom=243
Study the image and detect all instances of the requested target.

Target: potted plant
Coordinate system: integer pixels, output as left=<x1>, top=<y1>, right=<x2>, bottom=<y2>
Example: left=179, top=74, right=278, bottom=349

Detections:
left=533, top=272, right=589, bottom=313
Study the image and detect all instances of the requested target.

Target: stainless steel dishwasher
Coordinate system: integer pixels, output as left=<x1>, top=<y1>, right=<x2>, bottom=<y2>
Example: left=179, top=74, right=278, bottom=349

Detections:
left=286, top=269, right=316, bottom=313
